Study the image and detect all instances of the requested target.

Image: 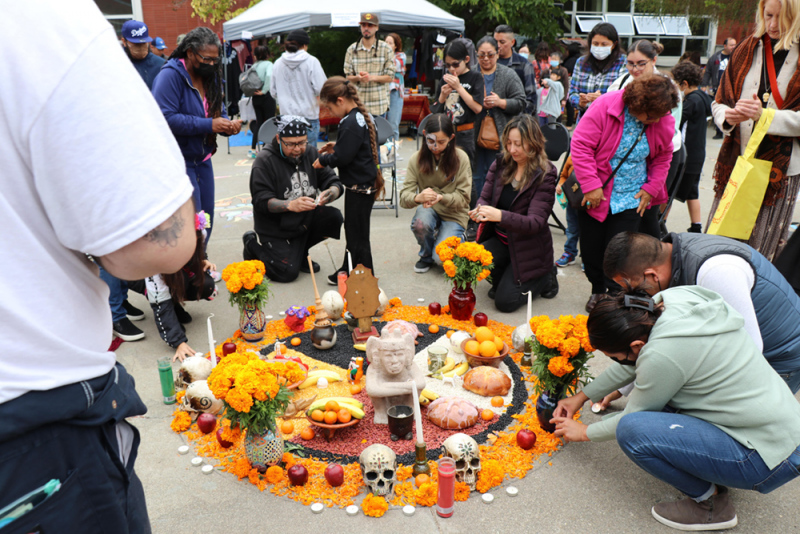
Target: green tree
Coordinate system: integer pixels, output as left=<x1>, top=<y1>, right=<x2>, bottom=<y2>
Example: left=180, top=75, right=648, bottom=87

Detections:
left=633, top=0, right=758, bottom=25
left=190, top=0, right=259, bottom=24
left=431, top=0, right=568, bottom=43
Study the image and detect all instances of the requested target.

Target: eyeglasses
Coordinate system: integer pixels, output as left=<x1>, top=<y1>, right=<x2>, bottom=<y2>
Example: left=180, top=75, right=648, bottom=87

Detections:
left=281, top=139, right=308, bottom=149
left=193, top=50, right=220, bottom=64
left=477, top=52, right=496, bottom=59
left=445, top=61, right=463, bottom=69
left=626, top=60, right=650, bottom=71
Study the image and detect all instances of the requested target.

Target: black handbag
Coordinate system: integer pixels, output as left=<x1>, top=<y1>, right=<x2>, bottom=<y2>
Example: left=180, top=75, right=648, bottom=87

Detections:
left=563, top=128, right=644, bottom=210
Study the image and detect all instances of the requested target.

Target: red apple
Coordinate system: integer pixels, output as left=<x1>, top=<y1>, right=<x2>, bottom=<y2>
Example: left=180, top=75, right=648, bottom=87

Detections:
left=222, top=342, right=237, bottom=356
left=324, top=463, right=345, bottom=487
left=216, top=427, right=233, bottom=448
left=474, top=312, right=489, bottom=327
left=428, top=302, right=442, bottom=316
left=197, top=413, right=217, bottom=434
left=287, top=464, right=309, bottom=486
left=516, top=429, right=537, bottom=450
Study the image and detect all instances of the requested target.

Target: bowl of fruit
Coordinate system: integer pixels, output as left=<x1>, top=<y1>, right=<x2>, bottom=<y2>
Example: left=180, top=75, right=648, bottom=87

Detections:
left=305, top=398, right=365, bottom=440
left=461, top=326, right=509, bottom=368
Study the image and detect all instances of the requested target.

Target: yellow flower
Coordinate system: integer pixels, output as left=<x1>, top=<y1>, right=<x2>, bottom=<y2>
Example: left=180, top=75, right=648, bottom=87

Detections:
left=477, top=268, right=491, bottom=281
left=414, top=482, right=437, bottom=507
left=170, top=410, right=191, bottom=433
left=265, top=465, right=284, bottom=484
left=537, top=324, right=565, bottom=349
left=476, top=459, right=504, bottom=493
left=548, top=356, right=574, bottom=377
left=362, top=493, right=389, bottom=517
left=454, top=481, right=471, bottom=501
left=558, top=337, right=581, bottom=358
left=443, top=260, right=457, bottom=278
left=226, top=387, right=254, bottom=413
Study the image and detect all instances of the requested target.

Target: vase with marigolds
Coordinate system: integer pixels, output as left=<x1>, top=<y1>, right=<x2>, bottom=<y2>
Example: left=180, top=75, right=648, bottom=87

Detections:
left=435, top=237, right=493, bottom=320
left=222, top=260, right=272, bottom=342
left=528, top=314, right=595, bottom=433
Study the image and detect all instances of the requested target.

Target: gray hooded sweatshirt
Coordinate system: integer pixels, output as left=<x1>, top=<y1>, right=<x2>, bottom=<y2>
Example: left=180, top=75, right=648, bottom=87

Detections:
left=270, top=50, right=327, bottom=120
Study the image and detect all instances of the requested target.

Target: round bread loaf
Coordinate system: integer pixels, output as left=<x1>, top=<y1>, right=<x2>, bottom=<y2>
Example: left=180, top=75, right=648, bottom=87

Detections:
left=462, top=366, right=511, bottom=397
left=426, top=396, right=479, bottom=429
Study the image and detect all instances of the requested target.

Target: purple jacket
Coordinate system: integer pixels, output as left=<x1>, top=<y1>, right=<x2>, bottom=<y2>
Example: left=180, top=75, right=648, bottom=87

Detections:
left=477, top=157, right=557, bottom=284
left=571, top=90, right=674, bottom=223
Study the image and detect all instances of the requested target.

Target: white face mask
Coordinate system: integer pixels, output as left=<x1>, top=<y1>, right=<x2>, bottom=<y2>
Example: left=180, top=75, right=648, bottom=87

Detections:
left=591, top=45, right=613, bottom=61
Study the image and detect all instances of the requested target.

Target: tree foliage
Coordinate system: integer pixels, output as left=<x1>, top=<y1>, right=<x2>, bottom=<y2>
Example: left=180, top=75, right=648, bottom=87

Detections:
left=432, top=0, right=568, bottom=43
left=190, top=0, right=260, bottom=24
left=633, top=0, right=758, bottom=24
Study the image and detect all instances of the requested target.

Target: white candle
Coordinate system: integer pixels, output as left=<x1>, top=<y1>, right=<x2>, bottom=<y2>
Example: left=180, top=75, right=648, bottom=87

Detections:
left=347, top=250, right=353, bottom=274
left=524, top=291, right=532, bottom=323
left=207, top=314, right=216, bottom=368
left=409, top=380, right=425, bottom=445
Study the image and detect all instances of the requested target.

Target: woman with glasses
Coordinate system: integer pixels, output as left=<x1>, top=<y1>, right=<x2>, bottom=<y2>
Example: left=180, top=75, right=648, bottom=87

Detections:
left=553, top=286, right=800, bottom=531
left=244, top=116, right=343, bottom=283
left=431, top=39, right=483, bottom=165
left=469, top=114, right=559, bottom=312
left=471, top=36, right=526, bottom=238
left=571, top=75, right=678, bottom=313
left=399, top=114, right=472, bottom=273
left=153, top=27, right=242, bottom=246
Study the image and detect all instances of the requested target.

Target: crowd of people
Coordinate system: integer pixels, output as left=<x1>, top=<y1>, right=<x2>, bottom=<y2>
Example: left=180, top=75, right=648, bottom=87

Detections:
left=4, top=0, right=800, bottom=531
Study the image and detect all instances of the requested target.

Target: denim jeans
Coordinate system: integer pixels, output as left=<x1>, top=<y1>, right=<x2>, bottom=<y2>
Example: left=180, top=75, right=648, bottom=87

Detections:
left=185, top=157, right=215, bottom=244
left=99, top=266, right=128, bottom=322
left=617, top=411, right=800, bottom=499
left=307, top=119, right=320, bottom=147
left=563, top=203, right=580, bottom=257
left=387, top=89, right=404, bottom=141
left=410, top=206, right=465, bottom=264
left=472, top=146, right=498, bottom=209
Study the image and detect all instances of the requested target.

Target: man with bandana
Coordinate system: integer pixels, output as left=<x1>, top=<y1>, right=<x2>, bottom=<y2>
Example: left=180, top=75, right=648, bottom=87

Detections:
left=243, top=116, right=344, bottom=282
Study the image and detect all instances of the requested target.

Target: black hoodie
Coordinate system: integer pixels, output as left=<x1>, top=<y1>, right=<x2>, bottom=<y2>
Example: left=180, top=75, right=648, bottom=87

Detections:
left=250, top=139, right=342, bottom=239
left=680, top=89, right=714, bottom=174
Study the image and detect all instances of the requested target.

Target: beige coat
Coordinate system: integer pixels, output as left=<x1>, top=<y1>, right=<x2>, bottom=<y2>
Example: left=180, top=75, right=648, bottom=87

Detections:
left=399, top=148, right=472, bottom=228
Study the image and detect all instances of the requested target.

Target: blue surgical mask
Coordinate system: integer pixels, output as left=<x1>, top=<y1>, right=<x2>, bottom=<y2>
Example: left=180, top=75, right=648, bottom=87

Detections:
left=519, top=52, right=529, bottom=59
left=549, top=59, right=559, bottom=67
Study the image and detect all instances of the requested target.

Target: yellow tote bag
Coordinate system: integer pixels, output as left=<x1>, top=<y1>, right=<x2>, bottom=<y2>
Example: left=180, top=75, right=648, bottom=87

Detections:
left=708, top=108, right=775, bottom=240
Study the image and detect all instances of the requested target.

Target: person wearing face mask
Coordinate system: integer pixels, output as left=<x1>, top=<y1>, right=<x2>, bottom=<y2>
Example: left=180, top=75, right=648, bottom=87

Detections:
left=568, top=22, right=626, bottom=123
left=399, top=114, right=471, bottom=273
left=152, top=26, right=243, bottom=249
left=553, top=286, right=800, bottom=531
left=120, top=20, right=165, bottom=90
left=243, top=116, right=343, bottom=283
left=533, top=41, right=551, bottom=84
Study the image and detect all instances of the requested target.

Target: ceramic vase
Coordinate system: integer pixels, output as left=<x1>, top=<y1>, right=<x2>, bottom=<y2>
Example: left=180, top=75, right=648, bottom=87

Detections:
left=239, top=302, right=266, bottom=342
left=536, top=388, right=565, bottom=433
left=448, top=284, right=476, bottom=321
left=244, top=426, right=284, bottom=472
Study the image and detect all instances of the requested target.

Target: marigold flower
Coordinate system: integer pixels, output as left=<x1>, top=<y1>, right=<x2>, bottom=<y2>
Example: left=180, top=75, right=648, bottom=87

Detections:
left=443, top=260, right=457, bottom=278
left=266, top=465, right=284, bottom=484
left=362, top=493, right=389, bottom=517
left=454, top=481, right=471, bottom=501
left=558, top=337, right=581, bottom=358
left=548, top=356, right=574, bottom=377
left=476, top=459, right=504, bottom=493
left=170, top=410, right=191, bottom=433
left=414, top=482, right=437, bottom=506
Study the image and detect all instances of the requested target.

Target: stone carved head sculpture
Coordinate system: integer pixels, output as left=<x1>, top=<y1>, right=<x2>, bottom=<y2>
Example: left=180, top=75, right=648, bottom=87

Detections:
left=359, top=444, right=398, bottom=498
left=365, top=327, right=414, bottom=371
left=365, top=328, right=425, bottom=424
left=442, top=433, right=481, bottom=491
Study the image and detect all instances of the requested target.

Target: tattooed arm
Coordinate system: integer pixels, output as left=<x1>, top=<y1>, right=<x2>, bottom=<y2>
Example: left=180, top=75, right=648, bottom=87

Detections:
left=97, top=198, right=196, bottom=280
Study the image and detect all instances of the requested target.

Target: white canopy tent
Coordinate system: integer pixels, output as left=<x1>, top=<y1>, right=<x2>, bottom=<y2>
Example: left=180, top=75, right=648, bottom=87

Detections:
left=222, top=0, right=465, bottom=40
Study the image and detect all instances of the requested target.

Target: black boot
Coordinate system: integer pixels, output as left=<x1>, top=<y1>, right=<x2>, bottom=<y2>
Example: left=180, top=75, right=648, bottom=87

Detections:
left=242, top=231, right=257, bottom=260
left=688, top=223, right=702, bottom=233
left=540, top=265, right=559, bottom=299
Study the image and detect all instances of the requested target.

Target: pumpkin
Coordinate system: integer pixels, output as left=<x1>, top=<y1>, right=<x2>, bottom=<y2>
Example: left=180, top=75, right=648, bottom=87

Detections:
left=463, top=367, right=512, bottom=397
left=426, top=396, right=479, bottom=430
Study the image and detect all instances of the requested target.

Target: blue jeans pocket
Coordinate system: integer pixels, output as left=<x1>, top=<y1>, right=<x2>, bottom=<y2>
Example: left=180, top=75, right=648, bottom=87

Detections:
left=753, top=453, right=800, bottom=494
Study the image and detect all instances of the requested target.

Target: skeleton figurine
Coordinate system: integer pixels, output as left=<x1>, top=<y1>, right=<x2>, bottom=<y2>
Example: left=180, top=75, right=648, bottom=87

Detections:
left=365, top=329, right=427, bottom=424
left=359, top=444, right=398, bottom=498
left=181, top=380, right=223, bottom=415
left=442, top=433, right=482, bottom=491
left=175, top=355, right=213, bottom=389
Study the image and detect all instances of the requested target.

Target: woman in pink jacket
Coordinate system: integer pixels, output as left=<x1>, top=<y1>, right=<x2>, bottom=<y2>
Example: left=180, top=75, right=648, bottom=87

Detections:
left=571, top=75, right=678, bottom=312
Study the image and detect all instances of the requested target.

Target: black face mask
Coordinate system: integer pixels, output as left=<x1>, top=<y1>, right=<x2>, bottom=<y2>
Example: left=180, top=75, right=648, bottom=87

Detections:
left=195, top=62, right=216, bottom=78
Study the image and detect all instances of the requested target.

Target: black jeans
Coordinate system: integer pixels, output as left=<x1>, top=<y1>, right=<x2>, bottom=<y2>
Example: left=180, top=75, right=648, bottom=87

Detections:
left=251, top=93, right=276, bottom=149
left=482, top=237, right=553, bottom=313
left=247, top=205, right=343, bottom=283
left=455, top=128, right=475, bottom=169
left=578, top=207, right=644, bottom=295
left=339, top=189, right=375, bottom=273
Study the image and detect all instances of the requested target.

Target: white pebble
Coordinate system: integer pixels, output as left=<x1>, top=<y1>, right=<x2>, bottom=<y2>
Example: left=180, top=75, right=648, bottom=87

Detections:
left=201, top=465, right=214, bottom=475
left=190, top=457, right=203, bottom=467
left=403, top=505, right=416, bottom=516
left=482, top=493, right=494, bottom=504
left=346, top=505, right=359, bottom=516
left=177, top=445, right=190, bottom=455
left=310, top=503, right=324, bottom=514
left=316, top=377, right=328, bottom=388
left=279, top=311, right=285, bottom=316
left=591, top=403, right=602, bottom=413
left=506, top=486, right=519, bottom=497
left=265, top=315, right=273, bottom=320
left=417, top=298, right=425, bottom=302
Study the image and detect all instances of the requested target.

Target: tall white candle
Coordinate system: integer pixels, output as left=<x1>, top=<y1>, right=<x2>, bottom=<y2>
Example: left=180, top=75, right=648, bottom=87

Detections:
left=409, top=380, right=425, bottom=445
left=347, top=250, right=354, bottom=274
left=524, top=291, right=532, bottom=323
left=207, top=314, right=216, bottom=368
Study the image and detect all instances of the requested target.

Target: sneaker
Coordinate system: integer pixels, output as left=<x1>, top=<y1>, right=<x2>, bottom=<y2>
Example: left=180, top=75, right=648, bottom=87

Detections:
left=328, top=272, right=344, bottom=286
left=488, top=287, right=497, bottom=299
left=174, top=302, right=192, bottom=324
left=414, top=260, right=432, bottom=273
left=300, top=260, right=321, bottom=274
left=540, top=265, right=559, bottom=299
left=248, top=150, right=257, bottom=159
left=687, top=223, right=702, bottom=233
left=465, top=223, right=478, bottom=242
left=712, top=133, right=724, bottom=140
left=555, top=252, right=576, bottom=268
left=243, top=231, right=257, bottom=261
left=651, top=486, right=737, bottom=531
left=113, top=317, right=145, bottom=342
left=123, top=300, right=145, bottom=321
left=581, top=263, right=585, bottom=272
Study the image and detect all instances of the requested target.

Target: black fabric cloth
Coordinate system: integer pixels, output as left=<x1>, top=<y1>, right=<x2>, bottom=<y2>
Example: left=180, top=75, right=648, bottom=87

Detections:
left=676, top=171, right=701, bottom=202
left=128, top=51, right=165, bottom=91
left=578, top=206, right=644, bottom=294
left=251, top=93, right=276, bottom=149
left=482, top=236, right=553, bottom=313
left=455, top=129, right=475, bottom=167
left=496, top=182, right=516, bottom=211
left=317, top=108, right=377, bottom=188
left=250, top=139, right=342, bottom=239
left=774, top=230, right=800, bottom=296
left=246, top=206, right=343, bottom=283
left=149, top=270, right=215, bottom=348
left=430, top=69, right=484, bottom=127
left=681, top=89, right=713, bottom=174
left=497, top=51, right=537, bottom=115
left=339, top=189, right=375, bottom=273
left=701, top=50, right=731, bottom=93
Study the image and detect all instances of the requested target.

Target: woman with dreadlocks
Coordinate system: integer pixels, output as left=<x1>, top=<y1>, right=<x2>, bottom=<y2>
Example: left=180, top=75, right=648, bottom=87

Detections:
left=313, top=76, right=384, bottom=285
left=152, top=26, right=241, bottom=247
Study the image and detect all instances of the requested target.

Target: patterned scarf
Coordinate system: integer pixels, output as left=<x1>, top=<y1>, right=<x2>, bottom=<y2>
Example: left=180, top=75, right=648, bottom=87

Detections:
left=713, top=35, right=800, bottom=206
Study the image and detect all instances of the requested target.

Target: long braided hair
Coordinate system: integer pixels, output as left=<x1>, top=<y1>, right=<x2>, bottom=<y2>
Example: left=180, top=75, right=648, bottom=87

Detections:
left=319, top=76, right=384, bottom=200
left=169, top=27, right=224, bottom=147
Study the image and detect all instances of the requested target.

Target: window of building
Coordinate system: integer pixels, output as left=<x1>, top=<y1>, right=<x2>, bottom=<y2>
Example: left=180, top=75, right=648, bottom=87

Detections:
left=605, top=14, right=635, bottom=36
left=94, top=0, right=143, bottom=36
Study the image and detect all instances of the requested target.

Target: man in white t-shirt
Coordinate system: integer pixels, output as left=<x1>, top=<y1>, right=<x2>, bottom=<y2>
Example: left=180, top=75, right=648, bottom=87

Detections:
left=0, top=1, right=196, bottom=530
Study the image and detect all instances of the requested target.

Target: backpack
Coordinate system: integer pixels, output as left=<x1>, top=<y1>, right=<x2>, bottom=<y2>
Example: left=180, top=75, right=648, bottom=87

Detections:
left=239, top=63, right=263, bottom=97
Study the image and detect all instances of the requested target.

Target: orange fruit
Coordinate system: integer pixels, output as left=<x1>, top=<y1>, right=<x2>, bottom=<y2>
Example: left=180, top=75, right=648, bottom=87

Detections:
left=291, top=337, right=301, bottom=346
left=475, top=326, right=494, bottom=344
left=281, top=420, right=295, bottom=434
left=428, top=324, right=440, bottom=334
left=311, top=409, right=325, bottom=422
left=481, top=409, right=494, bottom=421
left=415, top=474, right=430, bottom=487
left=491, top=396, right=504, bottom=407
left=349, top=384, right=362, bottom=395
left=446, top=330, right=455, bottom=338
left=300, top=428, right=315, bottom=440
left=494, top=336, right=504, bottom=352
left=464, top=339, right=480, bottom=356
left=479, top=340, right=498, bottom=357
left=324, top=410, right=338, bottom=424
left=325, top=400, right=340, bottom=412
left=278, top=343, right=287, bottom=355
left=337, top=408, right=352, bottom=423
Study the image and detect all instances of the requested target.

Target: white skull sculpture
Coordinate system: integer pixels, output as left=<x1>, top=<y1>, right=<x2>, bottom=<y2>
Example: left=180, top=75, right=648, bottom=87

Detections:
left=176, top=355, right=213, bottom=389
left=182, top=380, right=223, bottom=415
left=511, top=323, right=534, bottom=352
left=442, top=433, right=481, bottom=491
left=359, top=444, right=397, bottom=498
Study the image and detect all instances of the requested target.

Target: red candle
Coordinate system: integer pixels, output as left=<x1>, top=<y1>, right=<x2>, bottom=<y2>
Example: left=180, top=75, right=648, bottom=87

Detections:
left=436, top=457, right=456, bottom=518
left=337, top=272, right=348, bottom=298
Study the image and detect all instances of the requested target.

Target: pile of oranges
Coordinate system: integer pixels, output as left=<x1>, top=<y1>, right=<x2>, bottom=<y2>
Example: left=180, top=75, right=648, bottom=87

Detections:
left=463, top=326, right=505, bottom=357
left=309, top=400, right=352, bottom=425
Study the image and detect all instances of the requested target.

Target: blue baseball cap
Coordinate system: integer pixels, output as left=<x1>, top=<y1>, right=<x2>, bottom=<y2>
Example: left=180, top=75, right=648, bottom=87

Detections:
left=121, top=20, right=153, bottom=43
left=154, top=37, right=167, bottom=49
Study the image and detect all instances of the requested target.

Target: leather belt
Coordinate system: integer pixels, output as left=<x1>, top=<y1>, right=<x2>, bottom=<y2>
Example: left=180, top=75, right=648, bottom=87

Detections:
left=456, top=123, right=474, bottom=132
